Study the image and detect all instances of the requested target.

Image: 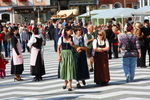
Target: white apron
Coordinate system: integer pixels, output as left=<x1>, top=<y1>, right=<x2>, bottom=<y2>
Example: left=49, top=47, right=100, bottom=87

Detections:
left=12, top=39, right=23, bottom=65
left=30, top=47, right=40, bottom=66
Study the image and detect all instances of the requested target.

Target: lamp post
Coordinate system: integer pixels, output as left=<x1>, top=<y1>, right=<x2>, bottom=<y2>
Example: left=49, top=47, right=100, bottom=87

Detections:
left=34, top=6, right=43, bottom=24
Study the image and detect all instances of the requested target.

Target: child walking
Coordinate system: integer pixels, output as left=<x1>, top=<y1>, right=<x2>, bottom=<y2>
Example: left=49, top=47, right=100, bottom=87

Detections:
left=0, top=53, right=8, bottom=79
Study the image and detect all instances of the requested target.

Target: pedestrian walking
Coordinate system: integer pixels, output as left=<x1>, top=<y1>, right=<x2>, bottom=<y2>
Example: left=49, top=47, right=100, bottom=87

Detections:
left=57, top=26, right=76, bottom=91
left=141, top=20, right=150, bottom=67
left=73, top=27, right=90, bottom=88
left=133, top=22, right=145, bottom=68
left=0, top=53, right=8, bottom=79
left=105, top=25, right=114, bottom=59
left=1, top=26, right=11, bottom=57
left=20, top=27, right=29, bottom=53
left=118, top=24, right=141, bottom=83
left=84, top=25, right=94, bottom=72
left=112, top=26, right=119, bottom=58
left=0, top=31, right=3, bottom=53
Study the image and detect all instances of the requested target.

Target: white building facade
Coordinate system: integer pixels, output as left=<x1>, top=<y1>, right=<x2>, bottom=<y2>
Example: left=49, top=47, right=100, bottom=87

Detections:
left=139, top=0, right=150, bottom=8
left=0, top=0, right=57, bottom=23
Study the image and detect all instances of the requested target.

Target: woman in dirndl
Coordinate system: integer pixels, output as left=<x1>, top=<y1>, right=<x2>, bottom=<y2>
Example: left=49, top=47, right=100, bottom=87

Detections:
left=93, top=30, right=110, bottom=85
left=27, top=27, right=45, bottom=81
left=11, top=27, right=24, bottom=81
left=57, top=26, right=76, bottom=91
left=73, top=27, right=90, bottom=88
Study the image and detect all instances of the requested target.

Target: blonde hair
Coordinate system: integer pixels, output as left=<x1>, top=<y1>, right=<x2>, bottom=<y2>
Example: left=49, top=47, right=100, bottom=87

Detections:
left=98, top=30, right=106, bottom=40
left=133, top=22, right=143, bottom=38
left=112, top=26, right=118, bottom=32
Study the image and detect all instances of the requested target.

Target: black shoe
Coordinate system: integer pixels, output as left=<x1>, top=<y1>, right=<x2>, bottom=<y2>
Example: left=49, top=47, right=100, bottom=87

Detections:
left=33, top=77, right=39, bottom=82
left=109, top=57, right=112, bottom=59
left=101, top=82, right=108, bottom=86
left=82, top=80, right=86, bottom=86
left=68, top=88, right=72, bottom=91
left=76, top=83, right=81, bottom=88
left=96, top=82, right=101, bottom=85
left=62, top=86, right=67, bottom=89
left=141, top=66, right=147, bottom=68
left=39, top=77, right=43, bottom=81
left=90, top=68, right=94, bottom=72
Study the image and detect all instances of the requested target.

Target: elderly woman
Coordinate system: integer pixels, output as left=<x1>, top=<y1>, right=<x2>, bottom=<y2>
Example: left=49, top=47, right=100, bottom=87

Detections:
left=93, top=30, right=110, bottom=85
left=73, top=27, right=89, bottom=88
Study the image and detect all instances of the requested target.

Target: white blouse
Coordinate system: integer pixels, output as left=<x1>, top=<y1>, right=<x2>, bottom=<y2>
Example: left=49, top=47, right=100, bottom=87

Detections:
left=73, top=35, right=87, bottom=47
left=58, top=37, right=71, bottom=45
left=93, top=39, right=109, bottom=49
left=27, top=35, right=41, bottom=47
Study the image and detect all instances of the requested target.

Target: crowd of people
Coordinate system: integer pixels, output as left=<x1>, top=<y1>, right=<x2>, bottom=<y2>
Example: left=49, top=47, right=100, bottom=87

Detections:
left=0, top=18, right=150, bottom=91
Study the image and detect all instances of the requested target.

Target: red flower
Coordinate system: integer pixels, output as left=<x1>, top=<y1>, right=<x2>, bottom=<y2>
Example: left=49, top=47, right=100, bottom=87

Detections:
left=2, top=0, right=11, bottom=2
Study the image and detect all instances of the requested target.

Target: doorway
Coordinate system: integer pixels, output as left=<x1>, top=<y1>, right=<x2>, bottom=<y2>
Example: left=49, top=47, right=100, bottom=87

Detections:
left=2, top=14, right=10, bottom=22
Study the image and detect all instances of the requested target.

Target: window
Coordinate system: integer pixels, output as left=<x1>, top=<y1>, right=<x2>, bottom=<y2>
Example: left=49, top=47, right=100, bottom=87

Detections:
left=114, top=2, right=122, bottom=8
left=100, top=5, right=109, bottom=9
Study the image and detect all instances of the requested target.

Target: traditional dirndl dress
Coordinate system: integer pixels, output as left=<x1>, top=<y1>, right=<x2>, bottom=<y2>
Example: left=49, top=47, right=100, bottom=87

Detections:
left=59, top=37, right=76, bottom=80
left=94, top=40, right=110, bottom=84
left=30, top=37, right=45, bottom=76
left=73, top=36, right=89, bottom=81
left=11, top=36, right=24, bottom=75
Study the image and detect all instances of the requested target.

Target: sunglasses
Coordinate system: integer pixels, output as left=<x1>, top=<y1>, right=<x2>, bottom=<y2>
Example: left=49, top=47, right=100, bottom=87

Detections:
left=98, top=34, right=103, bottom=36
left=78, top=29, right=82, bottom=31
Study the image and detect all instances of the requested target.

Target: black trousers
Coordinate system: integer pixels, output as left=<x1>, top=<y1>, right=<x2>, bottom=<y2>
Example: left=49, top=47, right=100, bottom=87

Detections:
left=108, top=42, right=112, bottom=59
left=137, top=47, right=145, bottom=67
left=54, top=40, right=58, bottom=52
left=22, top=41, right=29, bottom=52
left=142, top=46, right=150, bottom=66
left=112, top=45, right=118, bottom=58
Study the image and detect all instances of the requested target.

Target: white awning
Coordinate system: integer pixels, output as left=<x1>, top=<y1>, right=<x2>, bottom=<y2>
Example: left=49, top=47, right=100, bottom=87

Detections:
left=132, top=6, right=150, bottom=16
left=91, top=8, right=136, bottom=19
left=51, top=9, right=78, bottom=19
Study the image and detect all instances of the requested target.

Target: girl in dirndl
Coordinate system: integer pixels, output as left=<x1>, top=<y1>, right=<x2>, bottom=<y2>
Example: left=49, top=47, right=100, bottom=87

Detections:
left=73, top=27, right=90, bottom=88
left=11, top=27, right=24, bottom=81
left=57, top=26, right=76, bottom=91
left=27, top=27, right=45, bottom=81
left=93, top=30, right=110, bottom=85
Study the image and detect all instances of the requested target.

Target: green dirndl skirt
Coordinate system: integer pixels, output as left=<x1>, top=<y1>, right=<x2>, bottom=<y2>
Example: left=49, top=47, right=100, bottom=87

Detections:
left=59, top=50, right=76, bottom=80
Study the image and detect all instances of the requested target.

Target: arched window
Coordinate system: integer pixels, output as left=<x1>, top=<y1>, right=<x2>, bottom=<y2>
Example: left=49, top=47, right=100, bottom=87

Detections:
left=114, top=2, right=122, bottom=8
left=100, top=5, right=109, bottom=9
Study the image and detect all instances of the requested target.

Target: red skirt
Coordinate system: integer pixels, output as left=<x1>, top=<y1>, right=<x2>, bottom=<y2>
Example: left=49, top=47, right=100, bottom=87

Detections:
left=94, top=52, right=110, bottom=83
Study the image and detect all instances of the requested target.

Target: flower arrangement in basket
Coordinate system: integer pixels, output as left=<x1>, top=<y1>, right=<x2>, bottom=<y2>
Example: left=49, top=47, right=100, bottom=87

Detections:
left=2, top=0, right=11, bottom=2
left=18, top=0, right=27, bottom=2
